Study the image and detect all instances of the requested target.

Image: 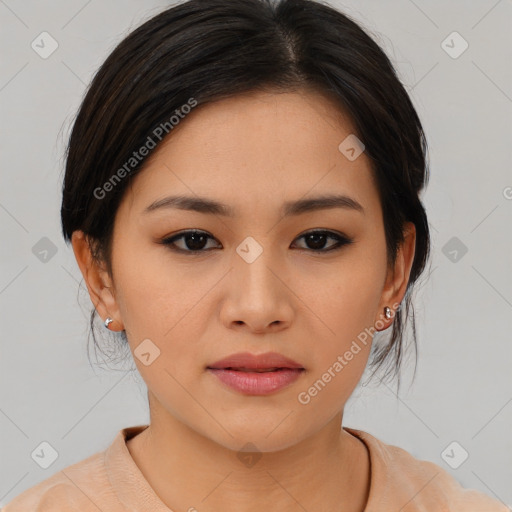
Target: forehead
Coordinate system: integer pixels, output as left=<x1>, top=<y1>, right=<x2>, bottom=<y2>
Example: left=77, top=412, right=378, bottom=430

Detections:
left=118, top=90, right=379, bottom=220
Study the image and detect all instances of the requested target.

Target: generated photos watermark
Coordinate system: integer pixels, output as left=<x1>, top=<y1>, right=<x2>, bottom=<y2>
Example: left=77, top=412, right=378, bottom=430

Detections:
left=93, top=97, right=198, bottom=200
left=297, top=301, right=401, bottom=405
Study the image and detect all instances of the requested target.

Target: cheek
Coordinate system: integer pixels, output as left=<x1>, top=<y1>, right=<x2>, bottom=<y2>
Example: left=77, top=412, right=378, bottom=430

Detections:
left=112, top=240, right=186, bottom=332
left=294, top=271, right=378, bottom=414
left=293, top=252, right=385, bottom=397
left=112, top=247, right=211, bottom=373
left=295, top=252, right=385, bottom=340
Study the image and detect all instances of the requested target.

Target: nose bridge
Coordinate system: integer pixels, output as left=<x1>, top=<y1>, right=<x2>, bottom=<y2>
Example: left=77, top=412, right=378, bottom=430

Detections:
left=234, top=235, right=281, bottom=301
left=219, top=234, right=294, bottom=332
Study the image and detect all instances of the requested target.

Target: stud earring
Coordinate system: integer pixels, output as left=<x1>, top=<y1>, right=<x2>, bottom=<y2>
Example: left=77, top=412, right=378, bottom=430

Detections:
left=384, top=306, right=392, bottom=319
left=104, top=317, right=114, bottom=329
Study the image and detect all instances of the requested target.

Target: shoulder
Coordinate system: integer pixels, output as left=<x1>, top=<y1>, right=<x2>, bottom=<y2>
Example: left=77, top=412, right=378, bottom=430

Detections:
left=2, top=449, right=117, bottom=512
left=382, top=442, right=508, bottom=511
left=345, top=427, right=510, bottom=512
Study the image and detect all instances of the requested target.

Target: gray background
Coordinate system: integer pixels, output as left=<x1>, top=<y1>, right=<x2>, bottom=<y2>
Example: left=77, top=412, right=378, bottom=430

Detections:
left=1, top=0, right=511, bottom=507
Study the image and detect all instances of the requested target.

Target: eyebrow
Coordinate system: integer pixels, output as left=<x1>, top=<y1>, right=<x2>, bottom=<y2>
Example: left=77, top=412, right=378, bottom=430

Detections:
left=143, top=193, right=364, bottom=217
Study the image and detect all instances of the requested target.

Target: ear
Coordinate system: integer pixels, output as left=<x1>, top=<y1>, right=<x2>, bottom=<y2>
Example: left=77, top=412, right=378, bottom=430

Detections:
left=375, top=221, right=416, bottom=330
left=71, top=230, right=124, bottom=332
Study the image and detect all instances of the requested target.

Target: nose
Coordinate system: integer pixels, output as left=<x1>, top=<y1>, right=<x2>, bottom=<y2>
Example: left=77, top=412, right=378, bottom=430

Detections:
left=219, top=245, right=294, bottom=334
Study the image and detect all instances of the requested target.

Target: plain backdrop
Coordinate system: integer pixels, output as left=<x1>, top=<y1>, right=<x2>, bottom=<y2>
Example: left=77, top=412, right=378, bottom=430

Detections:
left=1, top=0, right=511, bottom=507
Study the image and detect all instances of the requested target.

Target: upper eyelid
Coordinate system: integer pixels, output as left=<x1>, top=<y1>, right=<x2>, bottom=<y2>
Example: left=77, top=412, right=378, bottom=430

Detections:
left=163, top=228, right=348, bottom=239
left=162, top=229, right=351, bottom=247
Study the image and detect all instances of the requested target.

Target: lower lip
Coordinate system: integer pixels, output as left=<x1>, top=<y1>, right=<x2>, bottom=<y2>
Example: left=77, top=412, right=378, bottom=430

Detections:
left=207, top=368, right=304, bottom=395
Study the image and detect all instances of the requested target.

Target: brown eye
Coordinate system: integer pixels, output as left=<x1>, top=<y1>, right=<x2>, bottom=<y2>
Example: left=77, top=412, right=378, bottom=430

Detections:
left=292, top=230, right=353, bottom=252
left=161, top=230, right=219, bottom=253
left=160, top=229, right=353, bottom=254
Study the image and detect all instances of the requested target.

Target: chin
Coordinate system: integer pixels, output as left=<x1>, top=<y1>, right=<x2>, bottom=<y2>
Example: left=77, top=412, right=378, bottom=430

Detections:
left=199, top=416, right=312, bottom=454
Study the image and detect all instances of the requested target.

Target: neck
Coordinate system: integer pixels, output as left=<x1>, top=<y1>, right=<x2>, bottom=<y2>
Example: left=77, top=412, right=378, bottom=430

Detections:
left=127, top=404, right=370, bottom=512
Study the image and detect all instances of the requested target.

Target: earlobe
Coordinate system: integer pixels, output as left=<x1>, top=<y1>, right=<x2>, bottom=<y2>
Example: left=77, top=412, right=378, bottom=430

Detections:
left=71, top=230, right=124, bottom=331
left=375, top=222, right=416, bottom=330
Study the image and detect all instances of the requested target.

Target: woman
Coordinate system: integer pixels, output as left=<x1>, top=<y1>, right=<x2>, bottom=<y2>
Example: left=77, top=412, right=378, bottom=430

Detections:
left=4, top=0, right=507, bottom=510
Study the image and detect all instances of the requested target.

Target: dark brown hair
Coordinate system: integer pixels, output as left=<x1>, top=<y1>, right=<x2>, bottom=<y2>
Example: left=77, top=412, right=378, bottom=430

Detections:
left=61, top=0, right=431, bottom=392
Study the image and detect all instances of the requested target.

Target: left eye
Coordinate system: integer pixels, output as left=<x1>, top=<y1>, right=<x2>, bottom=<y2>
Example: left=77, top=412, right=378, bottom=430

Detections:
left=160, top=230, right=353, bottom=254
left=293, top=230, right=353, bottom=251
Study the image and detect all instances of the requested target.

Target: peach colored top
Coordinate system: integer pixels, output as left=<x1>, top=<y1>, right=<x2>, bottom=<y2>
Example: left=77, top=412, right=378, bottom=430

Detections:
left=2, top=424, right=508, bottom=511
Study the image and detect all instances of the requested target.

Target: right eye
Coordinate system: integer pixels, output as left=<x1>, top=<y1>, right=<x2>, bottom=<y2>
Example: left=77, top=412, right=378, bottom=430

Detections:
left=160, top=230, right=220, bottom=253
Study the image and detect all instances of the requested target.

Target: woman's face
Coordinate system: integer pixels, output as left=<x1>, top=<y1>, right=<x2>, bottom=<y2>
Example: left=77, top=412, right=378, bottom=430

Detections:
left=75, top=89, right=415, bottom=452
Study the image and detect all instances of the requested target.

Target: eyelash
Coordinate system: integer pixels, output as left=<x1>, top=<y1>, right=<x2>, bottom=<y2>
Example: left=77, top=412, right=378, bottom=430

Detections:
left=159, top=229, right=354, bottom=255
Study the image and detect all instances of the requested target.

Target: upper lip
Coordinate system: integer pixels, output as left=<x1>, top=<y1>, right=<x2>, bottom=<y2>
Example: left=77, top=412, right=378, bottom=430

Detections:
left=207, top=352, right=304, bottom=370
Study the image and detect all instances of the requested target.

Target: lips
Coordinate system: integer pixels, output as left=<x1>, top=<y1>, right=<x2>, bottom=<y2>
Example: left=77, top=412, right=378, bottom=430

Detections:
left=207, top=352, right=305, bottom=395
left=207, top=351, right=304, bottom=371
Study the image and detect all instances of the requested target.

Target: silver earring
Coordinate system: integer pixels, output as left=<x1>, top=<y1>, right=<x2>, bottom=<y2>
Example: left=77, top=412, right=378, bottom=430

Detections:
left=104, top=317, right=114, bottom=329
left=384, top=306, right=392, bottom=319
